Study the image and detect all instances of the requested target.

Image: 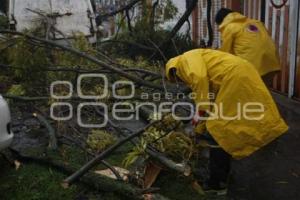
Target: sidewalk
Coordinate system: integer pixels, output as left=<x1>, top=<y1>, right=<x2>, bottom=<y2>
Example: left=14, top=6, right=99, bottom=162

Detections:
left=228, top=93, right=300, bottom=200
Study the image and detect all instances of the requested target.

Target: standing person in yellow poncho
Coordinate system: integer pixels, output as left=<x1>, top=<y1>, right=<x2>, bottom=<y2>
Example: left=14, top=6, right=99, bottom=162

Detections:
left=166, top=49, right=288, bottom=190
left=215, top=8, right=280, bottom=85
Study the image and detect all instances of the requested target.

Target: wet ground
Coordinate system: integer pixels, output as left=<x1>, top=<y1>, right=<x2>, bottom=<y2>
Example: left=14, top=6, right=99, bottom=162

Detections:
left=1, top=93, right=299, bottom=199
left=228, top=93, right=300, bottom=200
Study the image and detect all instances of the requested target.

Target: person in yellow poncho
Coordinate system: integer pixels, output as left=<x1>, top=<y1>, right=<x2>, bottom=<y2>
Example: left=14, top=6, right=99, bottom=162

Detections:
left=166, top=49, right=288, bottom=189
left=215, top=8, right=280, bottom=85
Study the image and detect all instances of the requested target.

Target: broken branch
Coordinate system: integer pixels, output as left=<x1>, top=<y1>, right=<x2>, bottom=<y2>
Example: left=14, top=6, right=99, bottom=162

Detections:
left=0, top=30, right=166, bottom=91
left=63, top=120, right=160, bottom=186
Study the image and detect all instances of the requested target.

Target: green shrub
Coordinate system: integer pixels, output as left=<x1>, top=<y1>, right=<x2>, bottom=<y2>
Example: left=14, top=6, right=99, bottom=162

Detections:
left=0, top=15, right=8, bottom=29
left=86, top=130, right=117, bottom=153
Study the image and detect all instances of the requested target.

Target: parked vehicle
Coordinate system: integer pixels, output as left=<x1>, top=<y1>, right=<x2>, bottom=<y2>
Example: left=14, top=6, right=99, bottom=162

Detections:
left=0, top=95, right=14, bottom=151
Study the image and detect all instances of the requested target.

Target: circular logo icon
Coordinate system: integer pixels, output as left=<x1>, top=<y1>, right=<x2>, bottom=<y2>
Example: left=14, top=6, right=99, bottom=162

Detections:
left=247, top=24, right=259, bottom=33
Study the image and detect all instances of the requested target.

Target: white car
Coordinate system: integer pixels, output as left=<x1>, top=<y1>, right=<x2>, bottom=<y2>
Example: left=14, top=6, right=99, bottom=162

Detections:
left=0, top=95, right=13, bottom=150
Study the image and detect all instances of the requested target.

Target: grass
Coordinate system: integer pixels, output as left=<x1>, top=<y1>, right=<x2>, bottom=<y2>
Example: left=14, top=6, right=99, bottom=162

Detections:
left=0, top=161, right=79, bottom=200
left=0, top=144, right=126, bottom=200
left=0, top=143, right=226, bottom=200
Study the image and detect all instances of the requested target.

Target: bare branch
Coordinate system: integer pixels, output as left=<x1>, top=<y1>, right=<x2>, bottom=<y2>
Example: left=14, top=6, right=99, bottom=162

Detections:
left=151, top=0, right=199, bottom=59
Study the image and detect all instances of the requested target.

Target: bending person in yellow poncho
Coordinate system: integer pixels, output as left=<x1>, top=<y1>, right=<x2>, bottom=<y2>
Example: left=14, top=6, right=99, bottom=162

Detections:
left=166, top=49, right=288, bottom=190
left=216, top=8, right=280, bottom=85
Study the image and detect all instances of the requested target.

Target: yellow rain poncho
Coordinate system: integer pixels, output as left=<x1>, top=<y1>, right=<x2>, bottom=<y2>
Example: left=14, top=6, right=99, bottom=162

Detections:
left=219, top=12, right=280, bottom=76
left=166, top=49, right=288, bottom=159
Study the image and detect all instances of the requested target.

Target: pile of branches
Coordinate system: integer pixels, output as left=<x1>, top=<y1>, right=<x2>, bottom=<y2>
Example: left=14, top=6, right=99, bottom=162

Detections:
left=96, top=0, right=198, bottom=59
left=0, top=30, right=199, bottom=198
left=0, top=0, right=204, bottom=199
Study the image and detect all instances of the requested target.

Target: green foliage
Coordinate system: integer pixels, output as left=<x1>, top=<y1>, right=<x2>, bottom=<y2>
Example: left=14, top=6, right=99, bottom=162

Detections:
left=8, top=37, right=50, bottom=95
left=123, top=127, right=196, bottom=167
left=86, top=130, right=117, bottom=153
left=0, top=145, right=128, bottom=200
left=122, top=138, right=148, bottom=168
left=123, top=114, right=200, bottom=167
left=101, top=28, right=194, bottom=59
left=6, top=33, right=99, bottom=96
left=163, top=132, right=197, bottom=160
left=139, top=0, right=178, bottom=27
left=117, top=57, right=161, bottom=76
left=7, top=84, right=26, bottom=96
left=0, top=146, right=84, bottom=200
left=0, top=163, right=79, bottom=200
left=0, top=75, right=12, bottom=93
left=49, top=33, right=98, bottom=81
left=159, top=0, right=179, bottom=22
left=117, top=56, right=154, bottom=69
left=0, top=15, right=8, bottom=29
left=98, top=0, right=194, bottom=59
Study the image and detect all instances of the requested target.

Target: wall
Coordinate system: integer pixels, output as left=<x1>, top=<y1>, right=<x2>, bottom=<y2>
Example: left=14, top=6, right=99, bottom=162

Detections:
left=9, top=0, right=96, bottom=39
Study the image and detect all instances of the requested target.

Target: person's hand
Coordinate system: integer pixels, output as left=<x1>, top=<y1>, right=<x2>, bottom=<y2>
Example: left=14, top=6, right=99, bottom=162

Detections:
left=192, top=110, right=206, bottom=126
left=192, top=110, right=207, bottom=135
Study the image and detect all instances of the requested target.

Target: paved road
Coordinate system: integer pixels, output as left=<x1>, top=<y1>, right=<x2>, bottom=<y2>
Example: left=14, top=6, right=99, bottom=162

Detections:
left=228, top=97, right=300, bottom=200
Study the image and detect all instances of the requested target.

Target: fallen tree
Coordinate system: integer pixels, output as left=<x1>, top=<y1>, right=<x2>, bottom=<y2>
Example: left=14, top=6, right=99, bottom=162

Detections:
left=0, top=9, right=204, bottom=196
left=62, top=120, right=160, bottom=186
left=0, top=30, right=171, bottom=91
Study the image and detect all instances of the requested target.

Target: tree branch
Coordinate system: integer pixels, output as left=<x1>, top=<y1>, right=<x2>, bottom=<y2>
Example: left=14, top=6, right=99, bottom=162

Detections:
left=126, top=9, right=133, bottom=33
left=63, top=120, right=160, bottom=186
left=0, top=30, right=167, bottom=91
left=151, top=0, right=198, bottom=59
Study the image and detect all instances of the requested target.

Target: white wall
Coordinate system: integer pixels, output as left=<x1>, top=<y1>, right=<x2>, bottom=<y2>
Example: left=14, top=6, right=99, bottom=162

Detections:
left=9, top=0, right=96, bottom=39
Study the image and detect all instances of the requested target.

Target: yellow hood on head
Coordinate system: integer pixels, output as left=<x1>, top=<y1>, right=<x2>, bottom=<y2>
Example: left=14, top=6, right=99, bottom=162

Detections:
left=165, top=56, right=181, bottom=81
left=219, top=12, right=247, bottom=31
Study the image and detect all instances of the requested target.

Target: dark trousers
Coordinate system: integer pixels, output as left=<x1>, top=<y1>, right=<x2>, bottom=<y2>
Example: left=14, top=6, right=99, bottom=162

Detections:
left=196, top=133, right=231, bottom=188
left=208, top=147, right=231, bottom=188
